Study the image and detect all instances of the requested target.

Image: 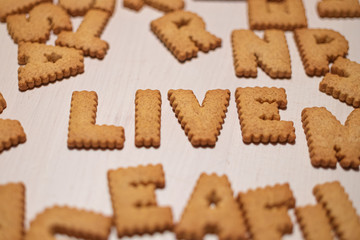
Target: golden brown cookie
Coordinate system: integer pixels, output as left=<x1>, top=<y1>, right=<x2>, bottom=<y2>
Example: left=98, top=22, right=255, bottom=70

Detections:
left=124, top=0, right=183, bottom=12
left=302, top=107, right=360, bottom=169
left=168, top=89, right=230, bottom=147
left=176, top=173, right=247, bottom=240
left=0, top=119, right=26, bottom=153
left=295, top=205, right=333, bottom=240
left=0, top=183, right=25, bottom=240
left=108, top=164, right=173, bottom=237
left=93, top=0, right=116, bottom=14
left=0, top=92, right=6, bottom=114
left=124, top=0, right=144, bottom=11
left=313, top=181, right=360, bottom=240
left=248, top=0, right=307, bottom=30
left=135, top=89, right=161, bottom=148
left=59, top=0, right=93, bottom=16
left=294, top=28, right=349, bottom=76
left=0, top=0, right=50, bottom=22
left=151, top=11, right=221, bottom=62
left=231, top=29, right=291, bottom=78
left=237, top=183, right=295, bottom=240
left=25, top=206, right=112, bottom=240
left=67, top=91, right=125, bottom=149
left=319, top=57, right=360, bottom=108
left=7, top=2, right=72, bottom=43
left=235, top=87, right=296, bottom=144
left=318, top=0, right=360, bottom=18
left=56, top=9, right=111, bottom=59
left=18, top=42, right=84, bottom=91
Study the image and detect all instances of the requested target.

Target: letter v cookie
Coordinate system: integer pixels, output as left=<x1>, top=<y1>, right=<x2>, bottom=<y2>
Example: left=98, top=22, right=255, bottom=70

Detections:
left=0, top=183, right=25, bottom=240
left=151, top=11, right=221, bottom=62
left=319, top=57, right=360, bottom=108
left=318, top=0, right=360, bottom=18
left=7, top=3, right=72, bottom=43
left=68, top=91, right=125, bottom=149
left=18, top=42, right=84, bottom=91
left=168, top=89, right=230, bottom=147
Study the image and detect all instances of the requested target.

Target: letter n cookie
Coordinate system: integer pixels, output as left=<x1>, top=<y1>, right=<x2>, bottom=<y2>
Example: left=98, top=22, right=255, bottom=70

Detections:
left=237, top=183, right=295, bottom=240
left=7, top=3, right=72, bottom=43
left=294, top=28, right=349, bottom=76
left=68, top=91, right=125, bottom=149
left=135, top=90, right=161, bottom=148
left=108, top=164, right=173, bottom=237
left=0, top=183, right=25, bottom=240
left=235, top=87, right=296, bottom=143
left=168, top=89, right=230, bottom=147
left=25, top=206, right=112, bottom=240
left=313, top=181, right=360, bottom=239
left=318, top=0, right=360, bottom=18
left=0, top=0, right=50, bottom=22
left=248, top=0, right=307, bottom=30
left=18, top=42, right=84, bottom=91
left=176, top=173, right=247, bottom=240
left=56, top=9, right=111, bottom=59
left=302, top=107, right=360, bottom=169
left=319, top=57, right=360, bottom=108
left=151, top=11, right=221, bottom=62
left=231, top=30, right=291, bottom=78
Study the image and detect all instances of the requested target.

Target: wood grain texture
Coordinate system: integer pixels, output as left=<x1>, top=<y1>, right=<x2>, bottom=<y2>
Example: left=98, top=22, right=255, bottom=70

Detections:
left=0, top=0, right=359, bottom=239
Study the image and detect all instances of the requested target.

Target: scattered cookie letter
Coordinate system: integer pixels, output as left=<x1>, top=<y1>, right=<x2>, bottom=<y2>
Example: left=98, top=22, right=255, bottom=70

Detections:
left=0, top=93, right=6, bottom=114
left=235, top=87, right=296, bottom=144
left=68, top=91, right=125, bottom=149
left=318, top=0, right=360, bottom=18
left=176, top=173, right=247, bottom=240
left=294, top=28, right=349, bottom=76
left=151, top=11, right=221, bottom=62
left=237, top=183, right=295, bottom=240
left=108, top=164, right=173, bottom=237
left=135, top=90, right=161, bottom=148
left=0, top=0, right=50, bottom=22
left=59, top=0, right=116, bottom=16
left=168, top=89, right=230, bottom=147
left=302, top=107, right=360, bottom=169
left=124, top=0, right=183, bottom=12
left=231, top=29, right=291, bottom=78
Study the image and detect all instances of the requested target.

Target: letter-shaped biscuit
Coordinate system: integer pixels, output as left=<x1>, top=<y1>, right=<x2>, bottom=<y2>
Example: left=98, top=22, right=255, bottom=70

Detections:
left=93, top=0, right=116, bottom=14
left=0, top=93, right=6, bottom=114
left=7, top=3, right=72, bottom=43
left=18, top=42, right=84, bottom=91
left=25, top=206, right=112, bottom=240
left=313, top=181, right=360, bottom=240
left=294, top=28, right=349, bottom=76
left=124, top=0, right=184, bottom=12
left=168, top=89, right=230, bottom=147
left=56, top=9, right=111, bottom=59
left=59, top=0, right=116, bottom=16
left=151, top=11, right=221, bottom=62
left=318, top=0, right=360, bottom=18
left=68, top=91, right=125, bottom=149
left=135, top=90, right=161, bottom=148
left=248, top=0, right=307, bottom=30
left=235, top=87, right=296, bottom=144
left=0, top=0, right=50, bottom=22
left=301, top=107, right=360, bottom=169
left=295, top=205, right=333, bottom=240
left=108, top=164, right=173, bottom=237
left=319, top=57, right=360, bottom=108
left=0, top=183, right=25, bottom=240
left=237, top=183, right=295, bottom=240
left=231, top=29, right=291, bottom=78
left=176, top=173, right=247, bottom=240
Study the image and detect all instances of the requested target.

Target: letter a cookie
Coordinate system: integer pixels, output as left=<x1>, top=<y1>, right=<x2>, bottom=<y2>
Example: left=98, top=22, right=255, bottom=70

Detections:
left=231, top=29, right=291, bottom=78
left=318, top=0, right=360, bottom=18
left=68, top=91, right=125, bottom=149
left=302, top=107, right=360, bottom=169
left=319, top=57, right=360, bottom=108
left=151, top=11, right=221, bottom=62
left=168, top=89, right=230, bottom=147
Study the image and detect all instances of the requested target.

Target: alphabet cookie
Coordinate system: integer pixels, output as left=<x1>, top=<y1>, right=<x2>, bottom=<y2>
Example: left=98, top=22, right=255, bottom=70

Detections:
left=68, top=91, right=125, bottom=149
left=318, top=0, right=360, bottom=18
left=18, top=42, right=84, bottom=91
left=0, top=0, right=50, bottom=22
left=319, top=57, right=360, bottom=108
left=235, top=87, right=296, bottom=144
left=124, top=0, right=184, bottom=12
left=59, top=0, right=116, bottom=16
left=168, top=89, right=230, bottom=147
left=294, top=28, right=349, bottom=76
left=151, top=11, right=221, bottom=62
left=302, top=107, right=360, bottom=169
left=231, top=29, right=291, bottom=78
left=0, top=93, right=6, bottom=114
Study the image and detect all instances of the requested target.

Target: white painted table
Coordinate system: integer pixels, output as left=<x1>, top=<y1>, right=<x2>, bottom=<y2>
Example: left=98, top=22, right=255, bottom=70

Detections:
left=0, top=0, right=359, bottom=239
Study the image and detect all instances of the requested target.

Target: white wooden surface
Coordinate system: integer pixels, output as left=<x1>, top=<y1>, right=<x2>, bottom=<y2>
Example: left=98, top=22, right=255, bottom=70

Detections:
left=0, top=0, right=359, bottom=239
